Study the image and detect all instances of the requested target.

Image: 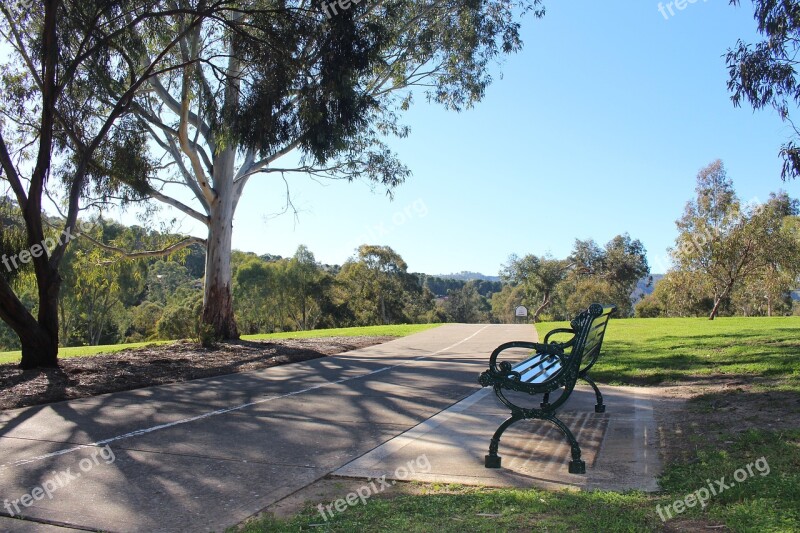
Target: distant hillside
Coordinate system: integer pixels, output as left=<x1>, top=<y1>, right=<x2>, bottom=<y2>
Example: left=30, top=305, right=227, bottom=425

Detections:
left=632, top=274, right=664, bottom=300
left=435, top=271, right=501, bottom=282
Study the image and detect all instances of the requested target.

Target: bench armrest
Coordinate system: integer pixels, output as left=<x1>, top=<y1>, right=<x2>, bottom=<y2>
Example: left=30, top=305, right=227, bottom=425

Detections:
left=543, top=328, right=576, bottom=348
left=478, top=341, right=565, bottom=387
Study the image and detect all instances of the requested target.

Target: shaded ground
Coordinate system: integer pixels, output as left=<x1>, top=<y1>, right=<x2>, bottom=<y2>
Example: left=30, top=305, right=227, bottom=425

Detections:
left=0, top=336, right=393, bottom=411
left=653, top=379, right=800, bottom=466
left=648, top=380, right=800, bottom=532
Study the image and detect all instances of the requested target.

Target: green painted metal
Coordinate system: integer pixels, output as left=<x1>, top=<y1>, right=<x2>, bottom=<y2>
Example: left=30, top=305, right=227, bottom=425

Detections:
left=478, top=303, right=616, bottom=474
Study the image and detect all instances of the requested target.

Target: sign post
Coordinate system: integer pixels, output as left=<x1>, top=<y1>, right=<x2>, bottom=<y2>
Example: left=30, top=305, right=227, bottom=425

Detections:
left=515, top=305, right=528, bottom=323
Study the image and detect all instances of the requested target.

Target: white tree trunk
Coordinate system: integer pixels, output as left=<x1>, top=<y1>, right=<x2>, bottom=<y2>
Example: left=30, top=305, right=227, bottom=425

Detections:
left=202, top=146, right=239, bottom=339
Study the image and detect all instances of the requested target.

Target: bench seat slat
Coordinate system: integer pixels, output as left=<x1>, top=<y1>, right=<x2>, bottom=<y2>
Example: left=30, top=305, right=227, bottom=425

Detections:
left=513, top=354, right=562, bottom=383
left=511, top=353, right=550, bottom=374
left=519, top=357, right=561, bottom=383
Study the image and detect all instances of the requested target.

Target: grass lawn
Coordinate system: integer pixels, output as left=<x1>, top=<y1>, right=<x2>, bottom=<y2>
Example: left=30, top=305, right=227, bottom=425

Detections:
left=0, top=340, right=171, bottom=365
left=242, top=323, right=440, bottom=341
left=536, top=316, right=800, bottom=389
left=239, top=316, right=800, bottom=533
left=0, top=324, right=441, bottom=366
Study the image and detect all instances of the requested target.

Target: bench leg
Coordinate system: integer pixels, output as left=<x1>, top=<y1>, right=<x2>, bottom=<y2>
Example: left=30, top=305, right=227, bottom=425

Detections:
left=540, top=392, right=551, bottom=410
left=545, top=414, right=586, bottom=474
left=581, top=374, right=605, bottom=413
left=485, top=415, right=522, bottom=468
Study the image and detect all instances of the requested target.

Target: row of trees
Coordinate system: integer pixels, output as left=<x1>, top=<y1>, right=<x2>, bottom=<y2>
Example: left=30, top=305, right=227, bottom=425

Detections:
left=491, top=234, right=650, bottom=323
left=636, top=160, right=800, bottom=319
left=6, top=168, right=795, bottom=352
left=0, top=226, right=504, bottom=350
left=0, top=209, right=653, bottom=351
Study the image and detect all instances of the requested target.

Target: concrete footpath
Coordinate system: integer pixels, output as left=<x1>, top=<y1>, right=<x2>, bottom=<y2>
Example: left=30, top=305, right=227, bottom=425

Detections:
left=1, top=324, right=541, bottom=532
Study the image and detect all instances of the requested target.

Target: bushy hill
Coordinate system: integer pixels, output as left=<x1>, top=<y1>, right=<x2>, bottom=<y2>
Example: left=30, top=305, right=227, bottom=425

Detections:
left=632, top=274, right=663, bottom=300
left=434, top=271, right=501, bottom=282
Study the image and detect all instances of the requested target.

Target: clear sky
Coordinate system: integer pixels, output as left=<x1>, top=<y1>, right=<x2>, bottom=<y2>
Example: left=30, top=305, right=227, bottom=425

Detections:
left=122, top=1, right=800, bottom=276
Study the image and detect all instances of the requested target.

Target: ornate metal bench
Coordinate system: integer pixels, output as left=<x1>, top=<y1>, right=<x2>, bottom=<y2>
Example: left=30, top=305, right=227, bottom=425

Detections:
left=478, top=303, right=616, bottom=474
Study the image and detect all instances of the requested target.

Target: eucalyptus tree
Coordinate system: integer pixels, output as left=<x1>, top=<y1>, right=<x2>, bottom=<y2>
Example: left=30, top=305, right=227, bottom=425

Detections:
left=501, top=253, right=571, bottom=322
left=727, top=0, right=800, bottom=179
left=443, top=282, right=488, bottom=323
left=337, top=244, right=416, bottom=325
left=601, top=234, right=650, bottom=316
left=672, top=161, right=799, bottom=319
left=557, top=235, right=648, bottom=317
left=285, top=245, right=325, bottom=330
left=0, top=1, right=229, bottom=367
left=99, top=0, right=545, bottom=339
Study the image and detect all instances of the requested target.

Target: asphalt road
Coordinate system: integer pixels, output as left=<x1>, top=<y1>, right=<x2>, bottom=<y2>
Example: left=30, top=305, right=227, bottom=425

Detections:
left=0, top=324, right=535, bottom=532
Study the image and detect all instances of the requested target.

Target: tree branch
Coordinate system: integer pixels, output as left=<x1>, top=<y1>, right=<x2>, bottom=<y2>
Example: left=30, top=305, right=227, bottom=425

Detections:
left=148, top=188, right=210, bottom=226
left=82, top=233, right=207, bottom=263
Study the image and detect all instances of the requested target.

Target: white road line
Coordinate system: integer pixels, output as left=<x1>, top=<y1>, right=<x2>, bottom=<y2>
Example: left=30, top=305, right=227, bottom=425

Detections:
left=3, top=365, right=390, bottom=468
left=3, top=326, right=491, bottom=469
left=430, top=325, right=490, bottom=355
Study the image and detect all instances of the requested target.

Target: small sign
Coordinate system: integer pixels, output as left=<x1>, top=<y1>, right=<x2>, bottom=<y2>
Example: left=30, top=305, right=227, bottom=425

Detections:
left=515, top=306, right=528, bottom=317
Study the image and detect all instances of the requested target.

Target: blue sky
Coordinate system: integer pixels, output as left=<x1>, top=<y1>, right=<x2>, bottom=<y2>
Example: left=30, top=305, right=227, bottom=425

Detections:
left=127, top=1, right=800, bottom=276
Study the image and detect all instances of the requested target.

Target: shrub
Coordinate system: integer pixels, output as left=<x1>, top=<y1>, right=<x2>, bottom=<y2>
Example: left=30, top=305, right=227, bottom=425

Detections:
left=156, top=306, right=197, bottom=340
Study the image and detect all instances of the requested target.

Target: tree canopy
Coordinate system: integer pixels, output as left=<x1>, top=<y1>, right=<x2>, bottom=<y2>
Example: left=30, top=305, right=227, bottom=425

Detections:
left=728, top=0, right=800, bottom=179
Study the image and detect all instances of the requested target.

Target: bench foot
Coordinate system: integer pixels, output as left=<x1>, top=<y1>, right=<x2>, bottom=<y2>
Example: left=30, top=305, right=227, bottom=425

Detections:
left=485, top=455, right=502, bottom=468
left=568, top=459, right=586, bottom=474
left=582, top=374, right=606, bottom=414
left=484, top=415, right=521, bottom=469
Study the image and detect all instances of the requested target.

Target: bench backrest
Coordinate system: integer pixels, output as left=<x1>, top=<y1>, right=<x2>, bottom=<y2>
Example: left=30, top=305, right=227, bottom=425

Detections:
left=569, top=304, right=615, bottom=375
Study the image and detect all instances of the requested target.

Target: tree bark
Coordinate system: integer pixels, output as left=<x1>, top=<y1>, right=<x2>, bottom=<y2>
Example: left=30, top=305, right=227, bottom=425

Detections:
left=709, top=280, right=735, bottom=320
left=709, top=297, right=723, bottom=320
left=202, top=208, right=239, bottom=339
left=531, top=292, right=551, bottom=324
left=35, top=266, right=61, bottom=366
left=201, top=146, right=239, bottom=340
left=0, top=269, right=60, bottom=368
left=19, top=328, right=57, bottom=369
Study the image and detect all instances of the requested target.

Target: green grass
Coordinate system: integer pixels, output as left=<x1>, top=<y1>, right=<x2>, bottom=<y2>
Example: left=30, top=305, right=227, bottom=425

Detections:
left=242, top=323, right=441, bottom=341
left=0, top=340, right=171, bottom=365
left=535, top=316, right=800, bottom=388
left=0, top=324, right=440, bottom=365
left=241, top=487, right=660, bottom=532
left=236, top=429, right=800, bottom=532
left=657, top=429, right=800, bottom=531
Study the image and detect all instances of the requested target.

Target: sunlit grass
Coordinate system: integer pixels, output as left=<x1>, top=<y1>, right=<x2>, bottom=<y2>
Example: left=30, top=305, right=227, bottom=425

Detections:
left=0, top=324, right=441, bottom=365
left=536, top=316, right=800, bottom=388
left=0, top=341, right=171, bottom=365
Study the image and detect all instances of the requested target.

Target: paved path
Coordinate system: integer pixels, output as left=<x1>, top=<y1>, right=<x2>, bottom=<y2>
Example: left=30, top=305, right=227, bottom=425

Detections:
left=0, top=324, right=533, bottom=532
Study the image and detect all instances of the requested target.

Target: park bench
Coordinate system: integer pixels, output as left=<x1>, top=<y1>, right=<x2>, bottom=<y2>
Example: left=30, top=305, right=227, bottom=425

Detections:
left=478, top=303, right=616, bottom=474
